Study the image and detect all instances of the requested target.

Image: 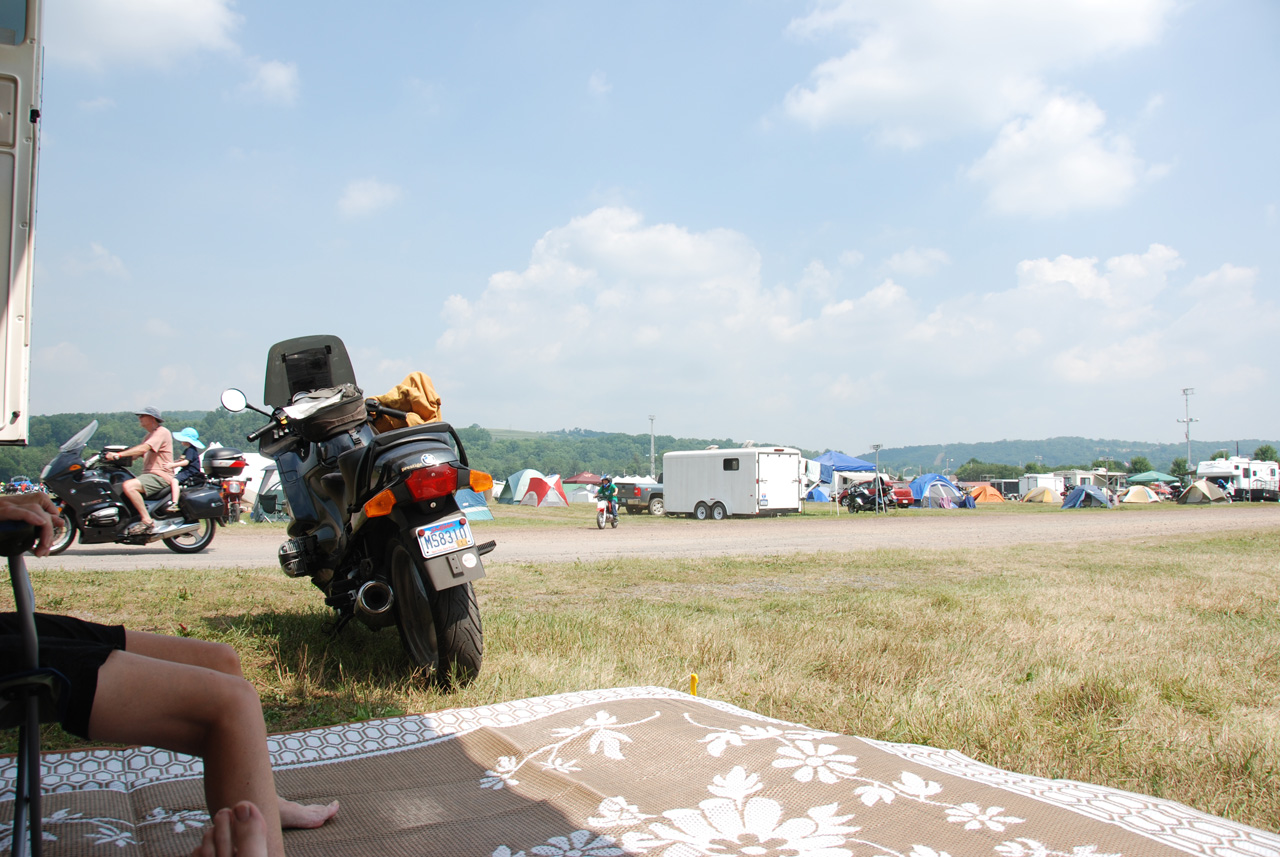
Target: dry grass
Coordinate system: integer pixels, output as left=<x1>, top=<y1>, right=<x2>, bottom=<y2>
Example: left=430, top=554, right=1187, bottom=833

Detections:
left=6, top=519, right=1279, bottom=833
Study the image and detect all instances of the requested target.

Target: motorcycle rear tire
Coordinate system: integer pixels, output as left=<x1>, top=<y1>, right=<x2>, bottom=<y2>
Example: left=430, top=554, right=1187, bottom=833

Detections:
left=163, top=519, right=216, bottom=553
left=389, top=541, right=483, bottom=688
left=610, top=515, right=618, bottom=529
left=48, top=509, right=76, bottom=556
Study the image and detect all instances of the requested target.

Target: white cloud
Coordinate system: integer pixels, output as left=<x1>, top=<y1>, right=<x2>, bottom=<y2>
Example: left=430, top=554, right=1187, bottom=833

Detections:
left=966, top=95, right=1151, bottom=216
left=241, top=59, right=300, bottom=105
left=783, top=0, right=1176, bottom=142
left=78, top=96, right=116, bottom=112
left=64, top=242, right=129, bottom=279
left=337, top=179, right=403, bottom=218
left=882, top=246, right=949, bottom=277
left=45, top=0, right=241, bottom=70
left=588, top=71, right=612, bottom=97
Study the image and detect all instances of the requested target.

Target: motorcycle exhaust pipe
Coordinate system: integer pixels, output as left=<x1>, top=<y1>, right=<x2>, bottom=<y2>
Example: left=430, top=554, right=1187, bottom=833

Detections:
left=355, top=580, right=395, bottom=619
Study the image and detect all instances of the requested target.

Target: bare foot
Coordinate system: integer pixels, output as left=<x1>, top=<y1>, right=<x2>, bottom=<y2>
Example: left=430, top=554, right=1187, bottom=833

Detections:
left=278, top=797, right=339, bottom=829
left=192, top=801, right=268, bottom=857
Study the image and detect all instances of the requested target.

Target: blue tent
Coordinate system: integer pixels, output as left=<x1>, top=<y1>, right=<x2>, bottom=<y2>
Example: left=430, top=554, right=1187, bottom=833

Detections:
left=456, top=488, right=495, bottom=520
left=815, top=450, right=876, bottom=484
left=908, top=473, right=962, bottom=501
left=805, top=485, right=830, bottom=502
left=1061, top=485, right=1112, bottom=509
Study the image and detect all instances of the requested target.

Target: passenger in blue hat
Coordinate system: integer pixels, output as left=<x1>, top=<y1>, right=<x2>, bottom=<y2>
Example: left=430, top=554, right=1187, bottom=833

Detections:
left=170, top=427, right=207, bottom=494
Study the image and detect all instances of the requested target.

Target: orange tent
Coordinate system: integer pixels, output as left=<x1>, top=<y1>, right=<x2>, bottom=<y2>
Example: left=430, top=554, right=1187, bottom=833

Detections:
left=969, top=484, right=1005, bottom=503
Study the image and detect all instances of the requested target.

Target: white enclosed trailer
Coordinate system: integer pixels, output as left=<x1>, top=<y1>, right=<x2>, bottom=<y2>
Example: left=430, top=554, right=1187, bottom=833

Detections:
left=663, top=447, right=804, bottom=519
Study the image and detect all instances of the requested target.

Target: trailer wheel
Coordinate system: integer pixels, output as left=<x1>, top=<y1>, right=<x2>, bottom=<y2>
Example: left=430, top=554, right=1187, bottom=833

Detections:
left=710, top=503, right=727, bottom=521
left=694, top=502, right=710, bottom=520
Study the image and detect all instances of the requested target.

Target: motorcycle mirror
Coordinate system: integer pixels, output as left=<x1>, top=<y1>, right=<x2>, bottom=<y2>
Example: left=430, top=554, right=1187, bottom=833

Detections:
left=221, top=388, right=248, bottom=412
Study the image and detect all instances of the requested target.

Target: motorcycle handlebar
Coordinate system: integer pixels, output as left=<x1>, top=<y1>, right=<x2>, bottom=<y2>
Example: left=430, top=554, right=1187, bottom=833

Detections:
left=246, top=421, right=278, bottom=443
left=364, top=398, right=410, bottom=421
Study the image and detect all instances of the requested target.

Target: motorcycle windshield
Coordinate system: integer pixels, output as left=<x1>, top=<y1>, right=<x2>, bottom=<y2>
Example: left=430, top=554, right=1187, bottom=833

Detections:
left=42, top=421, right=98, bottom=481
left=60, top=420, right=98, bottom=454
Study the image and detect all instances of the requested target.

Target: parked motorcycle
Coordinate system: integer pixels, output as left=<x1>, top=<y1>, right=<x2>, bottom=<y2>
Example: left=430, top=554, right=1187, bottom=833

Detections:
left=221, top=334, right=493, bottom=686
left=41, top=421, right=225, bottom=555
left=839, top=482, right=890, bottom=514
left=596, top=496, right=619, bottom=529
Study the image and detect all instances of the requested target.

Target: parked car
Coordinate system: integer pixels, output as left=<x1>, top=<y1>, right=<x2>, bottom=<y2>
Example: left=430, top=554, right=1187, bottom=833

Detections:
left=888, top=481, right=914, bottom=508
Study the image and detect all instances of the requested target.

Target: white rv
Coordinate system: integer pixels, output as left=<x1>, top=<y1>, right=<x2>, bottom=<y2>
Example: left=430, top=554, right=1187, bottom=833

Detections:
left=663, top=447, right=803, bottom=519
left=1195, top=457, right=1279, bottom=502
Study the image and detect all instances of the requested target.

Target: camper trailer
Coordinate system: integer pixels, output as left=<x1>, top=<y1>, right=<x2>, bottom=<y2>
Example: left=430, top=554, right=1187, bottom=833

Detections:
left=1195, top=457, right=1280, bottom=501
left=664, top=447, right=803, bottom=519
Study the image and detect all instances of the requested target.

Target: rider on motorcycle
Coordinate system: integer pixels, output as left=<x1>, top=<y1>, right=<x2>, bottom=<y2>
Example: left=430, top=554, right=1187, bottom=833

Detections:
left=596, top=476, right=618, bottom=518
left=104, top=406, right=177, bottom=534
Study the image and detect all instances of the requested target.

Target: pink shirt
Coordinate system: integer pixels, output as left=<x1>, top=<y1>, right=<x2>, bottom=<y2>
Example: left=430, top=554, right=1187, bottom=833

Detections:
left=140, top=426, right=174, bottom=477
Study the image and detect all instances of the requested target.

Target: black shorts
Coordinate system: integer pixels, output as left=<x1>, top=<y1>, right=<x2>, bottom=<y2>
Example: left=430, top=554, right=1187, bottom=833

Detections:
left=0, top=612, right=127, bottom=738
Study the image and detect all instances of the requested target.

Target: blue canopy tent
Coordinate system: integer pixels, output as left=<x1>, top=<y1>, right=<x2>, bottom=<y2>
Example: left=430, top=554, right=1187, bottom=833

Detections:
left=815, top=450, right=876, bottom=485
left=1061, top=485, right=1113, bottom=509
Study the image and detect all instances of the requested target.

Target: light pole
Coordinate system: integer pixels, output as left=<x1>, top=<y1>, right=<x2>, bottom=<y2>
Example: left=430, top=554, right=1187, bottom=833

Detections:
left=872, top=444, right=883, bottom=512
left=648, top=415, right=656, bottom=479
left=1177, top=388, right=1197, bottom=478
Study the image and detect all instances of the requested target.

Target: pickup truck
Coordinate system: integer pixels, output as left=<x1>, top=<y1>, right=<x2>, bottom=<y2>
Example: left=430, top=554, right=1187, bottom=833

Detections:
left=614, top=480, right=664, bottom=515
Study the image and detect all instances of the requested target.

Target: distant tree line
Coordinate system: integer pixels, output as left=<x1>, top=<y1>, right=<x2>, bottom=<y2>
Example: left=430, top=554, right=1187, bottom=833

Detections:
left=0, top=410, right=268, bottom=482
left=4, top=410, right=1275, bottom=487
left=0, top=412, right=814, bottom=485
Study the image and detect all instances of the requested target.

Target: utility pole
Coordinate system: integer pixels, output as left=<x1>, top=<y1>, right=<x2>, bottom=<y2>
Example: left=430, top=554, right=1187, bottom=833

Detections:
left=1177, top=387, right=1197, bottom=478
left=872, top=444, right=883, bottom=512
left=649, top=415, right=656, bottom=479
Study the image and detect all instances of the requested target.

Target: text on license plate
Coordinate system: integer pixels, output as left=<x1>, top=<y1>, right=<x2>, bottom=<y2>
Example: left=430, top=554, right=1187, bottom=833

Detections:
left=416, top=518, right=474, bottom=559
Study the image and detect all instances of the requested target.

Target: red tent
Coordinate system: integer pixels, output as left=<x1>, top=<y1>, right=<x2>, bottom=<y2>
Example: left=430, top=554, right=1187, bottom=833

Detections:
left=520, top=476, right=569, bottom=507
left=563, top=471, right=602, bottom=485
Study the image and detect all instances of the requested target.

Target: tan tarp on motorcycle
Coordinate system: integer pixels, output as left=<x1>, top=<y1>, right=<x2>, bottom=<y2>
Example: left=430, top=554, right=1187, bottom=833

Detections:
left=372, top=372, right=443, bottom=433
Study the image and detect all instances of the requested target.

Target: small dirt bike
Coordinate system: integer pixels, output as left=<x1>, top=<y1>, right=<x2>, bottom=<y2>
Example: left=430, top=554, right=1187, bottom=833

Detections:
left=596, top=495, right=619, bottom=529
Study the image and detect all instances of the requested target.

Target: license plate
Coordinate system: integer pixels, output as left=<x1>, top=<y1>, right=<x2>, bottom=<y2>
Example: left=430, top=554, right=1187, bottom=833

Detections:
left=416, top=517, right=474, bottom=559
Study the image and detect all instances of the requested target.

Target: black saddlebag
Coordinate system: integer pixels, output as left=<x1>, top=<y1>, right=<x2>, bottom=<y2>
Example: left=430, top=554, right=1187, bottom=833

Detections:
left=180, top=485, right=226, bottom=519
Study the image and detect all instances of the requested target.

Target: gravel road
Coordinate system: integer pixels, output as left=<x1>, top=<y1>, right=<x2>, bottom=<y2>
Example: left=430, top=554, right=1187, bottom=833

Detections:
left=30, top=504, right=1277, bottom=572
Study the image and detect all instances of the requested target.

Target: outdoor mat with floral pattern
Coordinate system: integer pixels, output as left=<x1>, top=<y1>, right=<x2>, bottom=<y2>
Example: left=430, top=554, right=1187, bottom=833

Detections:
left=2, top=686, right=1277, bottom=856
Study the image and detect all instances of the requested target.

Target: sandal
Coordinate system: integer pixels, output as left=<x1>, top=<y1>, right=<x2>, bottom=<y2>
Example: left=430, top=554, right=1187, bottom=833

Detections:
left=125, top=521, right=154, bottom=536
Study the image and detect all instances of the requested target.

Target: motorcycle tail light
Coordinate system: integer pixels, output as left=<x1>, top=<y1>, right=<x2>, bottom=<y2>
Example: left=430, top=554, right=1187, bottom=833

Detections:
left=406, top=464, right=458, bottom=501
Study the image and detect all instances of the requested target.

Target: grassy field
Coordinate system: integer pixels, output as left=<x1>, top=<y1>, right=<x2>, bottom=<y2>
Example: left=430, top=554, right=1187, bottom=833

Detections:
left=6, top=508, right=1280, bottom=834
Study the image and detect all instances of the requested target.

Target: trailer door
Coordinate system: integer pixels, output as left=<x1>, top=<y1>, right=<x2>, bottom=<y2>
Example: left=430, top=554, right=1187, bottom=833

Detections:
left=756, top=452, right=801, bottom=512
left=0, top=0, right=39, bottom=444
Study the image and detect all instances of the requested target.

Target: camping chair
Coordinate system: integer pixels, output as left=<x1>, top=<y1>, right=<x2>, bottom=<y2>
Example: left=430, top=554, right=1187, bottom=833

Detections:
left=251, top=490, right=290, bottom=523
left=1, top=520, right=69, bottom=857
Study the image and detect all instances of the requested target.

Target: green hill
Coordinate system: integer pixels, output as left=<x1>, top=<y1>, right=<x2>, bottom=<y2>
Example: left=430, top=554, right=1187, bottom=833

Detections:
left=4, top=410, right=1274, bottom=486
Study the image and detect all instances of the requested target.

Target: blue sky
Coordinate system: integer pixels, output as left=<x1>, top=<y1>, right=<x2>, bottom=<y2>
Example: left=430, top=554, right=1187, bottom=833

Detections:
left=29, top=0, right=1279, bottom=453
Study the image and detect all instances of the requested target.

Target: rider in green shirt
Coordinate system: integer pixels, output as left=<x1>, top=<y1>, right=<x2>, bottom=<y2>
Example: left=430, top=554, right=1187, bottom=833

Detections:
left=596, top=476, right=618, bottom=517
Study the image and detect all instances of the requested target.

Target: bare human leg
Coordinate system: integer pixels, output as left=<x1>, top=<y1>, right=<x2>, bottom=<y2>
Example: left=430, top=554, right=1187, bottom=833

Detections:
left=123, top=630, right=339, bottom=829
left=89, top=649, right=288, bottom=857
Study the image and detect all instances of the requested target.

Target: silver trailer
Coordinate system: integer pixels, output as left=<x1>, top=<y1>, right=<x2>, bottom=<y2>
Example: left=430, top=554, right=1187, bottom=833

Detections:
left=663, top=447, right=803, bottom=519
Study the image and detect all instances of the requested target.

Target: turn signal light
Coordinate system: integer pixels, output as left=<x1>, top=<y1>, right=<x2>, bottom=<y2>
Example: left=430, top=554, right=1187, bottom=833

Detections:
left=469, top=470, right=494, bottom=492
left=364, top=488, right=397, bottom=518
